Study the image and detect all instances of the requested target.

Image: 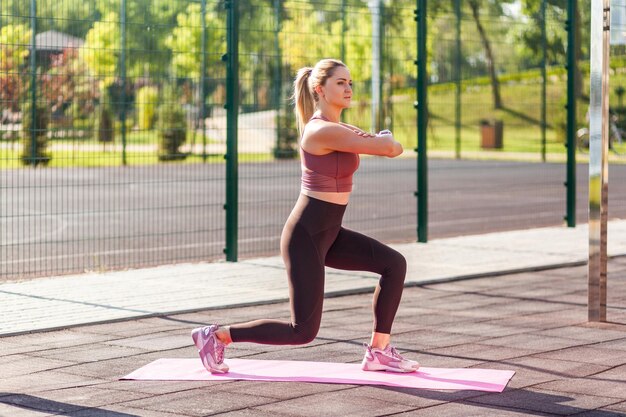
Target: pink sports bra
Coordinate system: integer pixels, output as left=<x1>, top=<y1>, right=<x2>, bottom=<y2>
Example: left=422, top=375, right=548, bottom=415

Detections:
left=300, top=115, right=360, bottom=193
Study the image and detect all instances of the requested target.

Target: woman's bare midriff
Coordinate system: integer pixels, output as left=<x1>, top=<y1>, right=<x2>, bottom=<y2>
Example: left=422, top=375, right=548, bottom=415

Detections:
left=301, top=189, right=350, bottom=205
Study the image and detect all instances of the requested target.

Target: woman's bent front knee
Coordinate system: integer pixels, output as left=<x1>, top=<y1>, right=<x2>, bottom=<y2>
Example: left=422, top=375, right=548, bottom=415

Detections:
left=290, top=322, right=320, bottom=345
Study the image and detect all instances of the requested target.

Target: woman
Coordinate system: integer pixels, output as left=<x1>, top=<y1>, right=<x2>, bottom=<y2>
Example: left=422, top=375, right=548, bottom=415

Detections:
left=192, top=58, right=419, bottom=374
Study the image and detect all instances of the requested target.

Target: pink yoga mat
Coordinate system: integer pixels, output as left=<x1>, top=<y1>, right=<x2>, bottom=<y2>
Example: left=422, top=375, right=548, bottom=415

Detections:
left=122, top=358, right=514, bottom=392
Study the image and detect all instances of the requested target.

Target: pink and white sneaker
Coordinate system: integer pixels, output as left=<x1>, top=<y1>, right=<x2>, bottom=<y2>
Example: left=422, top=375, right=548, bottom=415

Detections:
left=361, top=344, right=420, bottom=373
left=191, top=324, right=229, bottom=374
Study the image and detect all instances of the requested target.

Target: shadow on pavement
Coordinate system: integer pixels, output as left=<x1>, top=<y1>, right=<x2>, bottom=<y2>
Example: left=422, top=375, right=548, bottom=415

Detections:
left=0, top=393, right=139, bottom=417
left=375, top=386, right=625, bottom=416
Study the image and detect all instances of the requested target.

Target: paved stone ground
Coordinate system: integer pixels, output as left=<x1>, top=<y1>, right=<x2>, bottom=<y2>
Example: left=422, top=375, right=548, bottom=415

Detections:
left=1, top=259, right=625, bottom=417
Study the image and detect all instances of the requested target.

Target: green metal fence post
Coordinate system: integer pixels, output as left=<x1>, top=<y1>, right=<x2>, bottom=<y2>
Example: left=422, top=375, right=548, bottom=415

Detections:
left=455, top=0, right=462, bottom=160
left=341, top=0, right=346, bottom=63
left=29, top=0, right=37, bottom=166
left=201, top=0, right=208, bottom=162
left=566, top=0, right=577, bottom=227
left=273, top=0, right=283, bottom=155
left=415, top=0, right=428, bottom=242
left=224, top=0, right=239, bottom=261
left=120, top=0, right=127, bottom=166
left=541, top=0, right=547, bottom=162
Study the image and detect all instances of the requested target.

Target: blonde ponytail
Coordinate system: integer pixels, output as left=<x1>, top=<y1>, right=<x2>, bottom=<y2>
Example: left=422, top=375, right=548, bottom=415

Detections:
left=293, top=67, right=315, bottom=136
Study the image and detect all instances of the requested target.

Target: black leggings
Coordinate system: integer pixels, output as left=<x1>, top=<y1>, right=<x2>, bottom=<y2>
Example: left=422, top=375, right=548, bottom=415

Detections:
left=229, top=194, right=407, bottom=345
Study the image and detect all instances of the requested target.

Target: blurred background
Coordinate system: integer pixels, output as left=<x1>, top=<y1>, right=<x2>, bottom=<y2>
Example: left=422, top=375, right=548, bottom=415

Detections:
left=1, top=0, right=625, bottom=280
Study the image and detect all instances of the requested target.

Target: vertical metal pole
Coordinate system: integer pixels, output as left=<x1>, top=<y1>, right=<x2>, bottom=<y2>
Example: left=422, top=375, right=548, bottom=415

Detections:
left=273, top=0, right=282, bottom=154
left=201, top=0, right=208, bottom=162
left=455, top=0, right=462, bottom=160
left=29, top=0, right=37, bottom=166
left=341, top=0, right=346, bottom=63
left=566, top=0, right=577, bottom=227
left=541, top=0, right=547, bottom=162
left=120, top=0, right=127, bottom=165
left=369, top=0, right=382, bottom=132
left=379, top=2, right=385, bottom=130
left=224, top=0, right=239, bottom=262
left=588, top=0, right=610, bottom=322
left=415, top=0, right=428, bottom=243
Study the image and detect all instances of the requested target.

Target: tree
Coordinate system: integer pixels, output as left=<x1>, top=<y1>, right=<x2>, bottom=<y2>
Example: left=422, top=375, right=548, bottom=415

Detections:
left=80, top=12, right=120, bottom=88
left=518, top=0, right=587, bottom=99
left=467, top=0, right=504, bottom=109
left=164, top=3, right=225, bottom=80
left=41, top=48, right=99, bottom=121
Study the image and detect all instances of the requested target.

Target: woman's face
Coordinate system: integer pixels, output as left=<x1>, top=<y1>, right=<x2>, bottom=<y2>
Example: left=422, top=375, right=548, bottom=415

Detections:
left=318, top=66, right=352, bottom=109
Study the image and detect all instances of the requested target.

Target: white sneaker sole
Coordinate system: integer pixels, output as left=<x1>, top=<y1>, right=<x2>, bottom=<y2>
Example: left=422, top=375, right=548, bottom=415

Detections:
left=362, top=360, right=416, bottom=373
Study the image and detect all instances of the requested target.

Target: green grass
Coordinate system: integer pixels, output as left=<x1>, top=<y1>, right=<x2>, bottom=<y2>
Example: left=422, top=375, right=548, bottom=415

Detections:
left=6, top=69, right=626, bottom=169
left=0, top=147, right=272, bottom=168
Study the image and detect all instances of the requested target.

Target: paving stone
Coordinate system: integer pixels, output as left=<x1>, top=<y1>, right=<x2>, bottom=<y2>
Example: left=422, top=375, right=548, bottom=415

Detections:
left=0, top=393, right=85, bottom=415
left=3, top=330, right=114, bottom=350
left=606, top=400, right=626, bottom=413
left=535, top=378, right=626, bottom=400
left=572, top=410, right=626, bottom=417
left=27, top=343, right=147, bottom=364
left=0, top=354, right=75, bottom=379
left=76, top=319, right=189, bottom=338
left=425, top=343, right=538, bottom=362
left=390, top=329, right=487, bottom=350
left=591, top=364, right=626, bottom=382
left=27, top=387, right=152, bottom=409
left=103, top=330, right=192, bottom=351
left=67, top=404, right=187, bottom=417
left=387, top=401, right=555, bottom=416
left=535, top=346, right=626, bottom=367
left=597, top=338, right=626, bottom=352
left=121, top=388, right=278, bottom=416
left=476, top=333, right=590, bottom=352
left=217, top=408, right=294, bottom=417
left=407, top=352, right=484, bottom=369
left=531, top=325, right=626, bottom=342
left=209, top=380, right=348, bottom=401
left=96, top=379, right=227, bottom=395
left=431, top=322, right=530, bottom=339
left=467, top=387, right=621, bottom=416
left=0, top=402, right=55, bottom=417
left=253, top=387, right=414, bottom=417
left=1, top=371, right=103, bottom=394
left=480, top=314, right=578, bottom=331
left=473, top=356, right=609, bottom=390
left=57, top=355, right=160, bottom=380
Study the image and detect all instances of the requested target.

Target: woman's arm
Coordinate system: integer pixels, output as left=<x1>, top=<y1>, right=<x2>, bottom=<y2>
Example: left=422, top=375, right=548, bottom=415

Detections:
left=339, top=122, right=374, bottom=137
left=302, top=122, right=403, bottom=157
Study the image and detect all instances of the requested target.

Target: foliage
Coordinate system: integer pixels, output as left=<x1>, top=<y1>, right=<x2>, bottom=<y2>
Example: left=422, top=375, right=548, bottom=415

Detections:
left=80, top=12, right=120, bottom=89
left=0, top=24, right=31, bottom=111
left=273, top=108, right=298, bottom=159
left=136, top=86, right=159, bottom=130
left=1, top=0, right=98, bottom=38
left=164, top=3, right=225, bottom=80
left=156, top=85, right=187, bottom=161
left=95, top=89, right=114, bottom=143
left=41, top=48, right=99, bottom=122
left=21, top=98, right=51, bottom=166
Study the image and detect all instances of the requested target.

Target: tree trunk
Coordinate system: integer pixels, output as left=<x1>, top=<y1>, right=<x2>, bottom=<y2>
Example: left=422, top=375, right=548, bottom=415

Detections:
left=468, top=0, right=503, bottom=109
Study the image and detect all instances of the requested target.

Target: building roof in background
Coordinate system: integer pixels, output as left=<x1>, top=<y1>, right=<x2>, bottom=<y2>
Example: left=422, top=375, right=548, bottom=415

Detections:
left=34, top=30, right=84, bottom=51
